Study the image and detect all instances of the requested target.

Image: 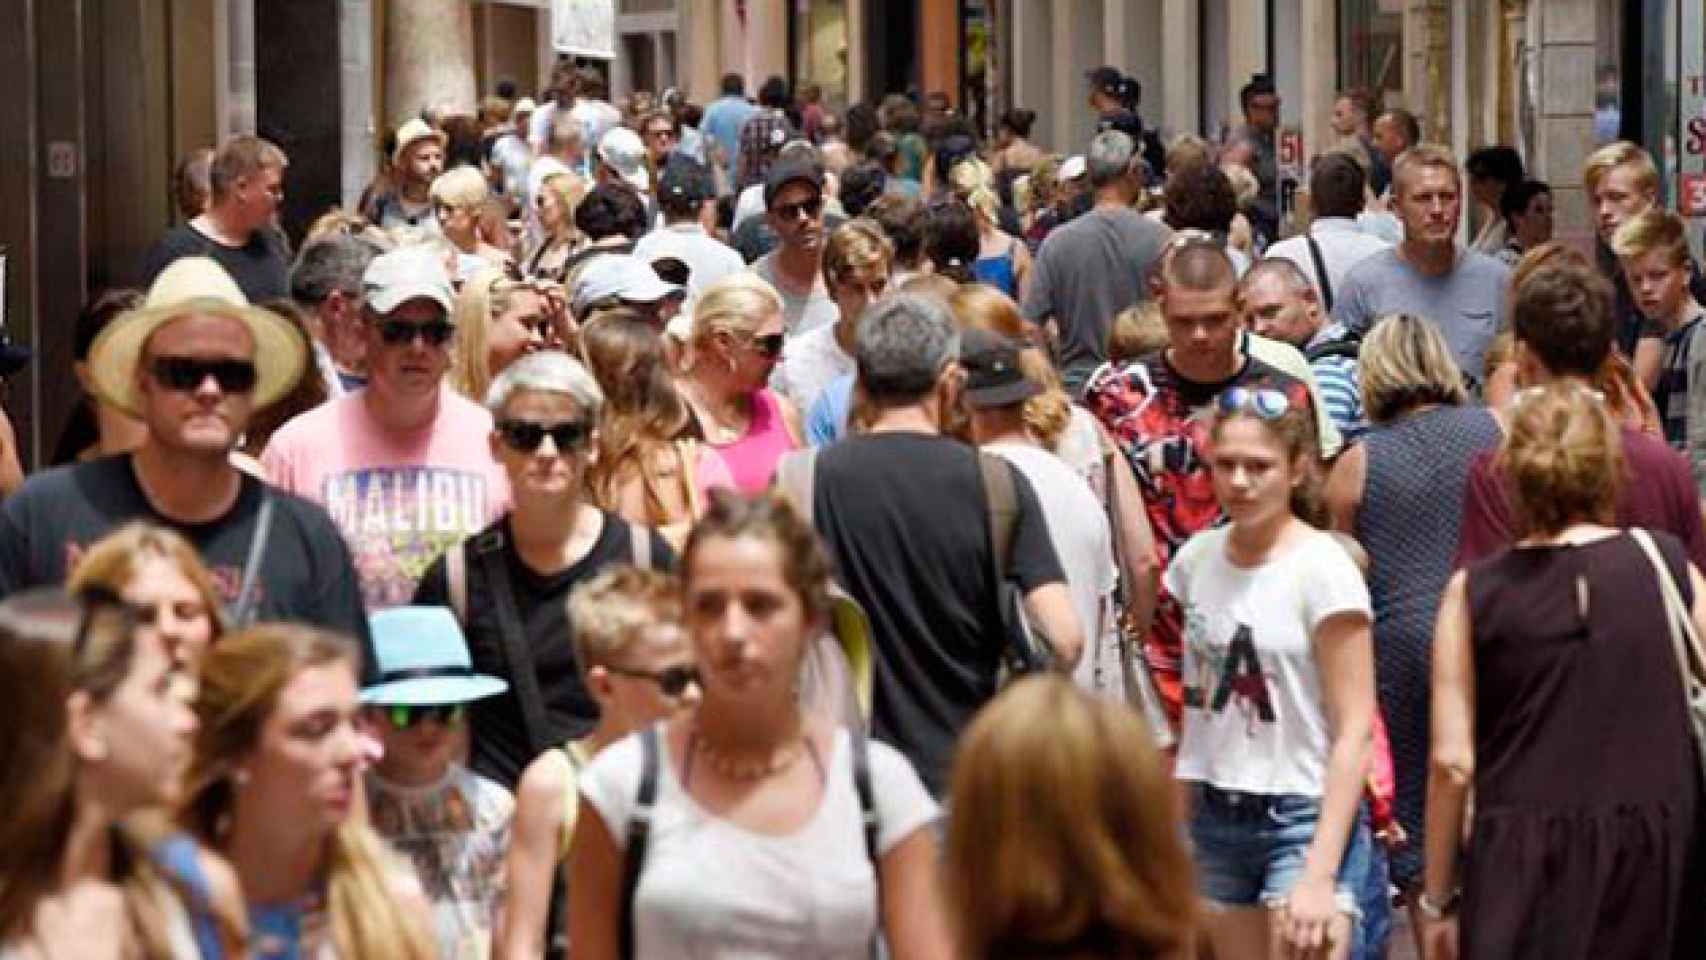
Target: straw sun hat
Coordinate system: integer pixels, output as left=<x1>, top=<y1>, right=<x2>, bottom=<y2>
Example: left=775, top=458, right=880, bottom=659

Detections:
left=87, top=257, right=306, bottom=416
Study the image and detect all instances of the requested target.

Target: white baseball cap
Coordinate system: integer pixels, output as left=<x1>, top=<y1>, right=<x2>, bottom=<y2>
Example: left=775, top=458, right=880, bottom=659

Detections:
left=597, top=127, right=651, bottom=192
left=363, top=247, right=455, bottom=317
left=1059, top=154, right=1088, bottom=181
left=571, top=254, right=685, bottom=319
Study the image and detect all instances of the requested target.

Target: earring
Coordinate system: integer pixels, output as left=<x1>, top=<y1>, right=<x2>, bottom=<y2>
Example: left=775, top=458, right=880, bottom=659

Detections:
left=232, top=768, right=250, bottom=787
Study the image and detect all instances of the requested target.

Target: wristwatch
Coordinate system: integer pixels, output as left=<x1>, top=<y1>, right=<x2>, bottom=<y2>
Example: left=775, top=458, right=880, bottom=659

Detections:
left=1416, top=887, right=1461, bottom=920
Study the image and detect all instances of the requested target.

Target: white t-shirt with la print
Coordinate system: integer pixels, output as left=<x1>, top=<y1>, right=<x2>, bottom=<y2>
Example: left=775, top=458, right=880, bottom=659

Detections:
left=1164, top=525, right=1370, bottom=797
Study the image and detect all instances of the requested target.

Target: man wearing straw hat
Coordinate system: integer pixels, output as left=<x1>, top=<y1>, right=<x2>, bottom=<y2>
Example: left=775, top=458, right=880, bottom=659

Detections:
left=0, top=257, right=371, bottom=653
left=365, top=118, right=449, bottom=236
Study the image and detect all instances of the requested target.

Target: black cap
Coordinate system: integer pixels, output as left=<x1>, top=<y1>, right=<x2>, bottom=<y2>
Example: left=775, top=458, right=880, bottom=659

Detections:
left=764, top=159, right=825, bottom=209
left=1097, top=109, right=1144, bottom=140
left=1086, top=66, right=1123, bottom=97
left=659, top=155, right=713, bottom=206
left=960, top=328, right=1041, bottom=409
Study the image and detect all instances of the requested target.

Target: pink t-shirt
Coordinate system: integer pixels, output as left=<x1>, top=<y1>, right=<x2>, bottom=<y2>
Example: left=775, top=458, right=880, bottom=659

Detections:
left=261, top=389, right=512, bottom=608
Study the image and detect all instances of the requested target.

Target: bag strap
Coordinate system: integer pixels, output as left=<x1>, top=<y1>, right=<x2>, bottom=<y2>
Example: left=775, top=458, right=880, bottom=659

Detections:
left=1305, top=232, right=1334, bottom=313
left=977, top=452, right=1018, bottom=573
left=447, top=541, right=469, bottom=624
left=621, top=725, right=662, bottom=960
left=773, top=447, right=819, bottom=523
left=474, top=527, right=552, bottom=756
left=1631, top=529, right=1706, bottom=687
left=231, top=491, right=275, bottom=628
left=629, top=523, right=652, bottom=571
left=850, top=726, right=881, bottom=960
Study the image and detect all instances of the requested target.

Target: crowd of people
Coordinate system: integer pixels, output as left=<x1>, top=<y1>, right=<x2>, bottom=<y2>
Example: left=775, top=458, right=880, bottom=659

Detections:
left=0, top=55, right=1703, bottom=960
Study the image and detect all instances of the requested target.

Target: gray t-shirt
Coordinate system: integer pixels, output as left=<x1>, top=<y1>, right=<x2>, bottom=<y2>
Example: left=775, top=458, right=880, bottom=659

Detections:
left=752, top=253, right=839, bottom=337
left=1022, top=206, right=1171, bottom=384
left=1331, top=247, right=1510, bottom=382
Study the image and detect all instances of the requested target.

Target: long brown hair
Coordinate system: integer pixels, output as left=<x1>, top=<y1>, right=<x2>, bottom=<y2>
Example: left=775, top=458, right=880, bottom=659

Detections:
left=68, top=522, right=227, bottom=649
left=946, top=677, right=1195, bottom=958
left=581, top=311, right=695, bottom=523
left=183, top=624, right=435, bottom=959
left=949, top=284, right=1072, bottom=449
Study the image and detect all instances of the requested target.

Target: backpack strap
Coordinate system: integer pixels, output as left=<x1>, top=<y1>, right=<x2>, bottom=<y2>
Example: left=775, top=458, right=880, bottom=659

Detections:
left=447, top=540, right=469, bottom=625
left=977, top=452, right=1018, bottom=572
left=773, top=447, right=820, bottom=523
left=629, top=523, right=653, bottom=571
left=621, top=726, right=662, bottom=960
left=850, top=727, right=878, bottom=864
left=1305, top=231, right=1334, bottom=313
left=230, top=491, right=275, bottom=628
left=473, top=526, right=552, bottom=756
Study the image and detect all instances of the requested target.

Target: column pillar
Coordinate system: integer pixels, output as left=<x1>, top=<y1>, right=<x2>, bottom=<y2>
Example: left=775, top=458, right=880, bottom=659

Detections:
left=1529, top=0, right=1597, bottom=247
left=1160, top=0, right=1199, bottom=138
left=744, top=0, right=787, bottom=87
left=1048, top=0, right=1076, bottom=153
left=1299, top=0, right=1336, bottom=161
left=383, top=0, right=475, bottom=126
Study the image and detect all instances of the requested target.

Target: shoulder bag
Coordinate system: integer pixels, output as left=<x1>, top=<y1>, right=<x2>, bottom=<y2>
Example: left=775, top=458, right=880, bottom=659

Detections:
left=1630, top=528, right=1706, bottom=785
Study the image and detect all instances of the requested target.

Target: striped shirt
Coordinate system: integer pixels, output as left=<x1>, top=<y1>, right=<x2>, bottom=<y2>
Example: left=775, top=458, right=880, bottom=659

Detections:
left=1312, top=354, right=1364, bottom=439
left=1657, top=316, right=1704, bottom=448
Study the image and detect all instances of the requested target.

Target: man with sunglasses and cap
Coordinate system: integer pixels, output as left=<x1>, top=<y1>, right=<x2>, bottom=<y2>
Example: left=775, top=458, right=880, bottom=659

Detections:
left=263, top=246, right=511, bottom=610
left=0, top=257, right=370, bottom=652
left=363, top=604, right=515, bottom=960
left=750, top=158, right=840, bottom=338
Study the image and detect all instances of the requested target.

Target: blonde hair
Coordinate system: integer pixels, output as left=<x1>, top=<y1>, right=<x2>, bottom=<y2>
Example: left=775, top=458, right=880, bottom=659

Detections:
left=1357, top=313, right=1468, bottom=424
left=822, top=219, right=894, bottom=290
left=1220, top=161, right=1259, bottom=208
left=1107, top=301, right=1169, bottom=366
left=949, top=284, right=1072, bottom=450
left=1611, top=207, right=1690, bottom=268
left=449, top=269, right=542, bottom=401
left=1392, top=143, right=1461, bottom=197
left=1583, top=140, right=1659, bottom=199
left=567, top=566, right=683, bottom=680
left=946, top=677, right=1195, bottom=958
left=1498, top=383, right=1623, bottom=536
left=1165, top=133, right=1212, bottom=175
left=68, top=523, right=227, bottom=645
left=686, top=272, right=782, bottom=371
left=949, top=158, right=1001, bottom=226
left=183, top=625, right=435, bottom=960
left=538, top=171, right=589, bottom=245
left=429, top=165, right=489, bottom=211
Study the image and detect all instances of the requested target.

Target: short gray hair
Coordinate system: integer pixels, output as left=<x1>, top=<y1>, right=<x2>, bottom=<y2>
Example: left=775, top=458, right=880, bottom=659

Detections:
left=1087, top=131, right=1136, bottom=188
left=484, top=350, right=605, bottom=422
left=1239, top=257, right=1315, bottom=300
left=290, top=234, right=380, bottom=306
left=856, top=293, right=959, bottom=403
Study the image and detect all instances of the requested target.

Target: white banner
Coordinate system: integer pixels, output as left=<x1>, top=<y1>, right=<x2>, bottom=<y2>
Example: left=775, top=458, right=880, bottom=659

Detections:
left=553, top=0, right=615, bottom=60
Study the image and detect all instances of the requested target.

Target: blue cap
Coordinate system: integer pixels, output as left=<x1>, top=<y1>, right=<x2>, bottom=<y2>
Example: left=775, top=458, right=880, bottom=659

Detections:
left=361, top=606, right=509, bottom=706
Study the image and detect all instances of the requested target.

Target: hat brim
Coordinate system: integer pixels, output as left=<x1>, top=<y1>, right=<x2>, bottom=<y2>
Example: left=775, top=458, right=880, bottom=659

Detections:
left=360, top=675, right=509, bottom=706
left=88, top=296, right=308, bottom=417
left=393, top=130, right=449, bottom=166
left=618, top=167, right=651, bottom=192
left=966, top=379, right=1044, bottom=409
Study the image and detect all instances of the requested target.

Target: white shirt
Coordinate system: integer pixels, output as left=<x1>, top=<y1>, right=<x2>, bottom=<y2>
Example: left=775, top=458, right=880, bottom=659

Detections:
left=985, top=442, right=1117, bottom=696
left=774, top=322, right=854, bottom=415
left=732, top=183, right=769, bottom=235
left=580, top=727, right=938, bottom=960
left=632, top=223, right=747, bottom=300
left=1165, top=526, right=1371, bottom=796
left=1264, top=216, right=1391, bottom=307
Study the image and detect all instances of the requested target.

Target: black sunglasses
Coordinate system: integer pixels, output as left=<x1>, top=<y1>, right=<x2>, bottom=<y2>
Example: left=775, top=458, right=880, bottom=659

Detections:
left=383, top=703, right=466, bottom=730
left=772, top=196, right=823, bottom=221
left=497, top=418, right=590, bottom=453
left=149, top=356, right=259, bottom=394
left=748, top=333, right=785, bottom=358
left=606, top=663, right=700, bottom=697
left=377, top=319, right=456, bottom=347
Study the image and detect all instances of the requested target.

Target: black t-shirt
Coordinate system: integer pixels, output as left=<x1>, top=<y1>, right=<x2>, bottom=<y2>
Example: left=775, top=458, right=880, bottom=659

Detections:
left=0, top=455, right=371, bottom=656
left=140, top=223, right=291, bottom=303
left=413, top=511, right=676, bottom=789
left=811, top=432, right=1065, bottom=796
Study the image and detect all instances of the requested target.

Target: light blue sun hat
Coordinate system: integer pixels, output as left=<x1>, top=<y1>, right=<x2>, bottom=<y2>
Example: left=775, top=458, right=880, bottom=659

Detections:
left=361, top=606, right=509, bottom=706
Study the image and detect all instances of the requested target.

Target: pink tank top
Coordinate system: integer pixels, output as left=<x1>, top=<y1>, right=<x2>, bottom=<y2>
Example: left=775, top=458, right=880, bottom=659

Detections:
left=712, top=389, right=797, bottom=494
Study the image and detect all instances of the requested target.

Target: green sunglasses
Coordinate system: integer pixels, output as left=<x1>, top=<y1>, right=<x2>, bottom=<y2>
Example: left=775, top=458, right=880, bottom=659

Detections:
left=383, top=703, right=467, bottom=730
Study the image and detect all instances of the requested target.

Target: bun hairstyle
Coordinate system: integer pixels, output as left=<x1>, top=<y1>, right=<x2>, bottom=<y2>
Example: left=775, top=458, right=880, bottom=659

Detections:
left=1498, top=383, right=1623, bottom=537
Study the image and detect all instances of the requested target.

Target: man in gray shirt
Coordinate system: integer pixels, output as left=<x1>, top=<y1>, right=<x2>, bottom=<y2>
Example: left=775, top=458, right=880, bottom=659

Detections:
left=1332, top=144, right=1510, bottom=383
left=1023, top=130, right=1171, bottom=391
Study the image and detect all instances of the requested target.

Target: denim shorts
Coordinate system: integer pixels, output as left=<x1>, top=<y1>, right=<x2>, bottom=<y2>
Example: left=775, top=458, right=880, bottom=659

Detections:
left=1188, top=782, right=1369, bottom=918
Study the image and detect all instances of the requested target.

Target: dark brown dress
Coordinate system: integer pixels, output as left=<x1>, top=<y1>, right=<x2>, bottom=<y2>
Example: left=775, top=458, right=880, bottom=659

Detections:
left=1463, top=532, right=1706, bottom=959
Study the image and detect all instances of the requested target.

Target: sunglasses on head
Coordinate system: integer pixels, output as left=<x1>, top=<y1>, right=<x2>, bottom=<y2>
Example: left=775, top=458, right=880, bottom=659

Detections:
left=149, top=356, right=259, bottom=394
left=1215, top=386, right=1293, bottom=420
left=772, top=195, right=823, bottom=221
left=605, top=663, right=700, bottom=697
left=376, top=318, right=456, bottom=347
left=747, top=333, right=785, bottom=358
left=383, top=703, right=466, bottom=730
left=497, top=418, right=590, bottom=453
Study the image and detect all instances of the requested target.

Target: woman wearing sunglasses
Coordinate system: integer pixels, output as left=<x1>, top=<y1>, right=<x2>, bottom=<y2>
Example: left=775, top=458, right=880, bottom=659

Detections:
left=500, top=566, right=699, bottom=960
left=677, top=273, right=802, bottom=494
left=569, top=491, right=951, bottom=959
left=1167, top=387, right=1376, bottom=960
left=0, top=588, right=242, bottom=959
left=525, top=172, right=588, bottom=282
left=182, top=622, right=436, bottom=959
left=360, top=605, right=512, bottom=960
left=414, top=350, right=677, bottom=791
